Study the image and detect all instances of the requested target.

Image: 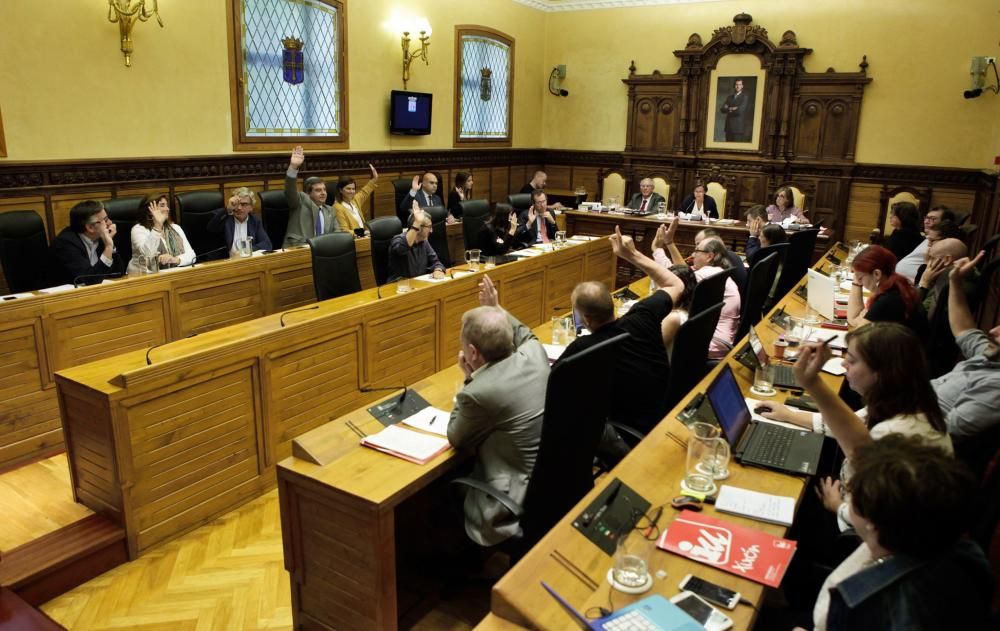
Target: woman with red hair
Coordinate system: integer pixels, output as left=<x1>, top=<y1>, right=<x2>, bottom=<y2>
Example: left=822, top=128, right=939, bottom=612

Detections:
left=848, top=245, right=928, bottom=335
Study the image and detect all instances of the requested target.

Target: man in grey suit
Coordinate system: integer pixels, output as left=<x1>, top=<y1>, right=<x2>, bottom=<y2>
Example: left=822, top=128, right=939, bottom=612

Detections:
left=283, top=145, right=339, bottom=247
left=627, top=177, right=666, bottom=213
left=447, top=275, right=548, bottom=547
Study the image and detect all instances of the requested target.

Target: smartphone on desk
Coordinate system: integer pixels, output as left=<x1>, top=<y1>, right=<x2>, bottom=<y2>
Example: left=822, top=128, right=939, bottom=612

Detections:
left=670, top=591, right=733, bottom=630
left=678, top=574, right=740, bottom=609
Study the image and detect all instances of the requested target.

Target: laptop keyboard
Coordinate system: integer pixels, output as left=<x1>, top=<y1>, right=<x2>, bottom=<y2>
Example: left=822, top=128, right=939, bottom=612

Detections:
left=773, top=364, right=798, bottom=388
left=745, top=426, right=794, bottom=466
left=602, top=610, right=661, bottom=631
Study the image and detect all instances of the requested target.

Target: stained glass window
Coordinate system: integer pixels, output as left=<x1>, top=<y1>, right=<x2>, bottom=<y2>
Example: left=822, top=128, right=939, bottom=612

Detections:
left=455, top=28, right=513, bottom=145
left=231, top=0, right=346, bottom=148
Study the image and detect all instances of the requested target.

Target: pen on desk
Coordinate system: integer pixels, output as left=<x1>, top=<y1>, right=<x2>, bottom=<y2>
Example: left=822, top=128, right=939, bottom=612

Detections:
left=429, top=415, right=437, bottom=425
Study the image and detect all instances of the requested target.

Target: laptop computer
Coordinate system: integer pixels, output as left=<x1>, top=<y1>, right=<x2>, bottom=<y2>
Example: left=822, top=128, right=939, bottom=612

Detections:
left=806, top=268, right=836, bottom=319
left=706, top=364, right=824, bottom=476
left=737, top=326, right=801, bottom=391
left=541, top=581, right=703, bottom=631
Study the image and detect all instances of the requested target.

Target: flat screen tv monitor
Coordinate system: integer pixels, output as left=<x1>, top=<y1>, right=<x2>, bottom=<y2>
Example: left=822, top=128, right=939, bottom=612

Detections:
left=389, top=90, right=432, bottom=135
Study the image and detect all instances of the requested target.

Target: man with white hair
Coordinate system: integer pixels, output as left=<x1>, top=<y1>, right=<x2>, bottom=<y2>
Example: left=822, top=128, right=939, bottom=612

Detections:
left=627, top=177, right=665, bottom=213
left=207, top=187, right=273, bottom=256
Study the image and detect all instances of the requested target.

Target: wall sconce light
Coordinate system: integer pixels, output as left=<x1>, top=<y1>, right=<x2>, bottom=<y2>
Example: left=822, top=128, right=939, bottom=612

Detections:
left=401, top=28, right=430, bottom=89
left=964, top=56, right=999, bottom=99
left=549, top=65, right=569, bottom=97
left=107, top=0, right=164, bottom=67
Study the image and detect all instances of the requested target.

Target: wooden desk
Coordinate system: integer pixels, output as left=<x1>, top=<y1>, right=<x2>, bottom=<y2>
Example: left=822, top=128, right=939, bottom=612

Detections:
left=0, top=224, right=467, bottom=470
left=53, top=237, right=614, bottom=559
left=488, top=243, right=849, bottom=630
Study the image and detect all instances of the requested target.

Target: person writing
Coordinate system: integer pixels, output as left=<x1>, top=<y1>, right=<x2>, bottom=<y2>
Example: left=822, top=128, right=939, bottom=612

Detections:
left=332, top=164, right=379, bottom=236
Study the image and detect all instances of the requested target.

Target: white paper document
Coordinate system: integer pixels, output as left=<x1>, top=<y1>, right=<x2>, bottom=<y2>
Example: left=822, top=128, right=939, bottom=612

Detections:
left=543, top=344, right=567, bottom=362
left=399, top=406, right=450, bottom=437
left=510, top=248, right=544, bottom=257
left=412, top=273, right=450, bottom=282
left=715, top=485, right=796, bottom=526
left=360, top=424, right=450, bottom=464
left=37, top=284, right=75, bottom=294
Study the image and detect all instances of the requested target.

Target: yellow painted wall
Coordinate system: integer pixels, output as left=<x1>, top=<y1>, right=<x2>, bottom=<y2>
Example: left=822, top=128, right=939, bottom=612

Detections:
left=0, top=0, right=544, bottom=160
left=541, top=0, right=1000, bottom=169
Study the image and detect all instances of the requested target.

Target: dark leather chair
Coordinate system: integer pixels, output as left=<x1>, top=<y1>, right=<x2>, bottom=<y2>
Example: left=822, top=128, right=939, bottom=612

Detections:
left=773, top=229, right=819, bottom=303
left=393, top=178, right=413, bottom=225
left=102, top=195, right=145, bottom=264
left=979, top=233, right=1000, bottom=265
left=664, top=302, right=724, bottom=411
left=736, top=252, right=780, bottom=341
left=259, top=190, right=289, bottom=250
left=460, top=199, right=491, bottom=251
left=424, top=205, right=452, bottom=267
left=507, top=193, right=532, bottom=214
left=369, top=216, right=402, bottom=286
left=308, top=232, right=361, bottom=301
left=452, top=332, right=628, bottom=556
left=689, top=267, right=733, bottom=318
left=0, top=210, right=50, bottom=293
left=175, top=191, right=226, bottom=260
left=961, top=223, right=979, bottom=242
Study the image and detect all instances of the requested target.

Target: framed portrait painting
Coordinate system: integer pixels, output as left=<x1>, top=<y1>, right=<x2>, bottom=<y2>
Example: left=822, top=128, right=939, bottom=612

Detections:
left=704, top=56, right=766, bottom=151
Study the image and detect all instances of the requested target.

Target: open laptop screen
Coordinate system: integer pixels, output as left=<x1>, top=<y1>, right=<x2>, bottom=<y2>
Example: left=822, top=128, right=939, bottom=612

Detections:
left=706, top=364, right=752, bottom=450
left=747, top=327, right=769, bottom=368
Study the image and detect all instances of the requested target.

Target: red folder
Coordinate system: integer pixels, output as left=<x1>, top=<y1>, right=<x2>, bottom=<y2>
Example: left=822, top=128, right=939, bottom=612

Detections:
left=657, top=511, right=797, bottom=588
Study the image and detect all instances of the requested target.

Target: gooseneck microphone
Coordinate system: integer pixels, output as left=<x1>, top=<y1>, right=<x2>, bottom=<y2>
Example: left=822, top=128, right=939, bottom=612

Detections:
left=279, top=305, right=320, bottom=327
left=73, top=271, right=124, bottom=287
left=176, top=246, right=231, bottom=268
left=145, top=331, right=198, bottom=365
left=360, top=385, right=408, bottom=404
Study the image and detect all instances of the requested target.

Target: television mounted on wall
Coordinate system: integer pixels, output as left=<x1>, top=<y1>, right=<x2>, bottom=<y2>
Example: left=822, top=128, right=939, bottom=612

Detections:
left=389, top=90, right=432, bottom=135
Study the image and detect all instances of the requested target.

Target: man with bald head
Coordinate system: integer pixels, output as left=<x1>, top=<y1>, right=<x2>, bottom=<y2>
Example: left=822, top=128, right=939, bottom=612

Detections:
left=448, top=275, right=548, bottom=547
left=627, top=178, right=666, bottom=213
left=918, top=237, right=970, bottom=315
left=560, top=227, right=685, bottom=436
left=399, top=171, right=443, bottom=221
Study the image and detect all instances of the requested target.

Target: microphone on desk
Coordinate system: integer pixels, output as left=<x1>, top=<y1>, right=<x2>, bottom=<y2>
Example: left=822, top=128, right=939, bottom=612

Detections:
left=279, top=305, right=320, bottom=327
left=175, top=246, right=231, bottom=268
left=145, top=331, right=198, bottom=365
left=73, top=271, right=123, bottom=288
left=360, top=384, right=408, bottom=405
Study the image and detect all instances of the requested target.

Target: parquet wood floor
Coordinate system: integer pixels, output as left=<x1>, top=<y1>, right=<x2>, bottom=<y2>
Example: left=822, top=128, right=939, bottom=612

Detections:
left=0, top=453, right=93, bottom=551
left=40, top=489, right=489, bottom=630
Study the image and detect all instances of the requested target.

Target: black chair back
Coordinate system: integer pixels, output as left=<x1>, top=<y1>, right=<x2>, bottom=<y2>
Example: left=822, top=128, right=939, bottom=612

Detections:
left=175, top=191, right=226, bottom=260
left=773, top=229, right=819, bottom=302
left=0, top=210, right=49, bottom=293
left=393, top=178, right=413, bottom=225
left=664, top=302, right=724, bottom=411
left=507, top=193, right=532, bottom=213
left=369, top=216, right=403, bottom=286
left=737, top=252, right=780, bottom=340
left=980, top=233, right=1000, bottom=265
left=520, top=332, right=628, bottom=545
left=259, top=190, right=289, bottom=250
left=103, top=195, right=145, bottom=264
left=689, top=267, right=733, bottom=318
left=961, top=223, right=979, bottom=242
left=308, top=232, right=360, bottom=301
left=460, top=199, right=491, bottom=251
left=424, top=205, right=452, bottom=267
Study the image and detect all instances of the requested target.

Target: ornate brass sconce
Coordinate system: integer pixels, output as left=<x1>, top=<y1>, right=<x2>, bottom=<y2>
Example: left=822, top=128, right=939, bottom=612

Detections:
left=107, top=0, right=164, bottom=67
left=401, top=30, right=430, bottom=89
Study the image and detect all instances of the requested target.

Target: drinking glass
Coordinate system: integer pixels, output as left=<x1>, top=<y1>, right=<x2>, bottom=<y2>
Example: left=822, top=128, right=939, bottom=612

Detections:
left=784, top=316, right=816, bottom=360
left=752, top=363, right=776, bottom=397
left=555, top=230, right=567, bottom=247
left=551, top=316, right=567, bottom=345
left=656, top=201, right=666, bottom=214
left=237, top=236, right=254, bottom=257
left=465, top=249, right=481, bottom=272
left=396, top=277, right=411, bottom=294
left=608, top=196, right=619, bottom=210
left=484, top=256, right=496, bottom=269
left=612, top=532, right=652, bottom=591
left=685, top=422, right=726, bottom=493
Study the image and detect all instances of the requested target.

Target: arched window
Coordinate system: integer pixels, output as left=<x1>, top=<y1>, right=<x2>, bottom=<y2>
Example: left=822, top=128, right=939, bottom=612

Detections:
left=454, top=26, right=513, bottom=147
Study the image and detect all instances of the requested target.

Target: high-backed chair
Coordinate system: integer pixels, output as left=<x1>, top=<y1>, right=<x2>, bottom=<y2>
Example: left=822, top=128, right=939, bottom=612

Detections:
left=881, top=190, right=921, bottom=238
left=175, top=191, right=226, bottom=260
left=706, top=181, right=727, bottom=218
left=961, top=223, right=979, bottom=242
left=689, top=268, right=733, bottom=319
left=652, top=177, right=671, bottom=209
left=773, top=229, right=820, bottom=302
left=103, top=195, right=145, bottom=264
left=0, top=210, right=50, bottom=293
left=424, top=205, right=452, bottom=267
left=601, top=172, right=626, bottom=206
left=749, top=242, right=790, bottom=310
left=664, top=302, right=724, bottom=411
left=369, top=216, right=402, bottom=286
left=393, top=178, right=413, bottom=225
left=451, top=332, right=628, bottom=556
left=308, top=232, right=360, bottom=301
left=979, top=233, right=1000, bottom=264
left=737, top=252, right=780, bottom=341
left=787, top=185, right=807, bottom=217
left=259, top=190, right=289, bottom=250
left=460, top=199, right=491, bottom=251
left=507, top=193, right=531, bottom=214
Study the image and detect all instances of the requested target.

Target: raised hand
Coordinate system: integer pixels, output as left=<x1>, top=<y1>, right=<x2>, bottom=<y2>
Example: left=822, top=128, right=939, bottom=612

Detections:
left=289, top=145, right=305, bottom=168
left=410, top=174, right=421, bottom=192
left=792, top=341, right=831, bottom=389
left=227, top=194, right=240, bottom=214
left=950, top=251, right=984, bottom=283
left=543, top=210, right=555, bottom=223
left=609, top=225, right=638, bottom=261
left=411, top=205, right=428, bottom=227
left=814, top=477, right=844, bottom=513
left=368, top=163, right=379, bottom=181
left=652, top=224, right=668, bottom=250
left=527, top=207, right=537, bottom=224
left=478, top=274, right=499, bottom=307
left=507, top=211, right=518, bottom=235
left=665, top=215, right=679, bottom=245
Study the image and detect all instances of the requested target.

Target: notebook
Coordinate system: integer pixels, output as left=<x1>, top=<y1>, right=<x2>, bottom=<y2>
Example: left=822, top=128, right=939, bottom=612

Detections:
left=706, top=364, right=824, bottom=476
left=360, top=424, right=450, bottom=464
left=541, top=581, right=703, bottom=631
left=714, top=485, right=796, bottom=526
left=399, top=406, right=449, bottom=437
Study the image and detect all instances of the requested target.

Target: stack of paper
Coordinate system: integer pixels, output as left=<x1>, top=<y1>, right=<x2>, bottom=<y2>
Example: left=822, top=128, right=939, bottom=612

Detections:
left=542, top=344, right=567, bottom=364
left=361, top=424, right=450, bottom=464
left=714, top=485, right=796, bottom=526
left=399, top=406, right=449, bottom=437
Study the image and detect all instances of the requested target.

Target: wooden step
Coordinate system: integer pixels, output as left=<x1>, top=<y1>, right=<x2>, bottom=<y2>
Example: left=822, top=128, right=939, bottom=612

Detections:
left=0, top=514, right=127, bottom=607
left=0, top=587, right=66, bottom=630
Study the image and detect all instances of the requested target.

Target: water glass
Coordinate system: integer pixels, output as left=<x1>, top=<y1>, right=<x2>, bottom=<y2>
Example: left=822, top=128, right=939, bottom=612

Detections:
left=685, top=422, right=725, bottom=494
left=551, top=316, right=568, bottom=345
left=484, top=256, right=496, bottom=269
left=237, top=236, right=254, bottom=257
left=555, top=230, right=567, bottom=247
left=656, top=201, right=666, bottom=214
left=465, top=248, right=481, bottom=272
left=612, top=532, right=651, bottom=590
left=752, top=363, right=776, bottom=397
left=608, top=196, right=619, bottom=210
left=396, top=277, right=411, bottom=294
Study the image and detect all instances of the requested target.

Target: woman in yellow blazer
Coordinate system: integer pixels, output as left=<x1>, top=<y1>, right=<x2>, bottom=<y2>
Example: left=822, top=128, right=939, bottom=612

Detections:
left=333, top=163, right=379, bottom=235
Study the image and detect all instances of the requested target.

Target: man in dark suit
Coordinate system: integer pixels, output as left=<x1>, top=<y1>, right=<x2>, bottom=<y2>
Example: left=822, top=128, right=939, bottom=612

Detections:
left=518, top=189, right=557, bottom=243
left=283, top=145, right=338, bottom=247
left=207, top=187, right=273, bottom=256
left=49, top=200, right=121, bottom=286
left=626, top=178, right=666, bottom=213
left=721, top=78, right=749, bottom=142
left=399, top=171, right=443, bottom=219
left=448, top=275, right=548, bottom=546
